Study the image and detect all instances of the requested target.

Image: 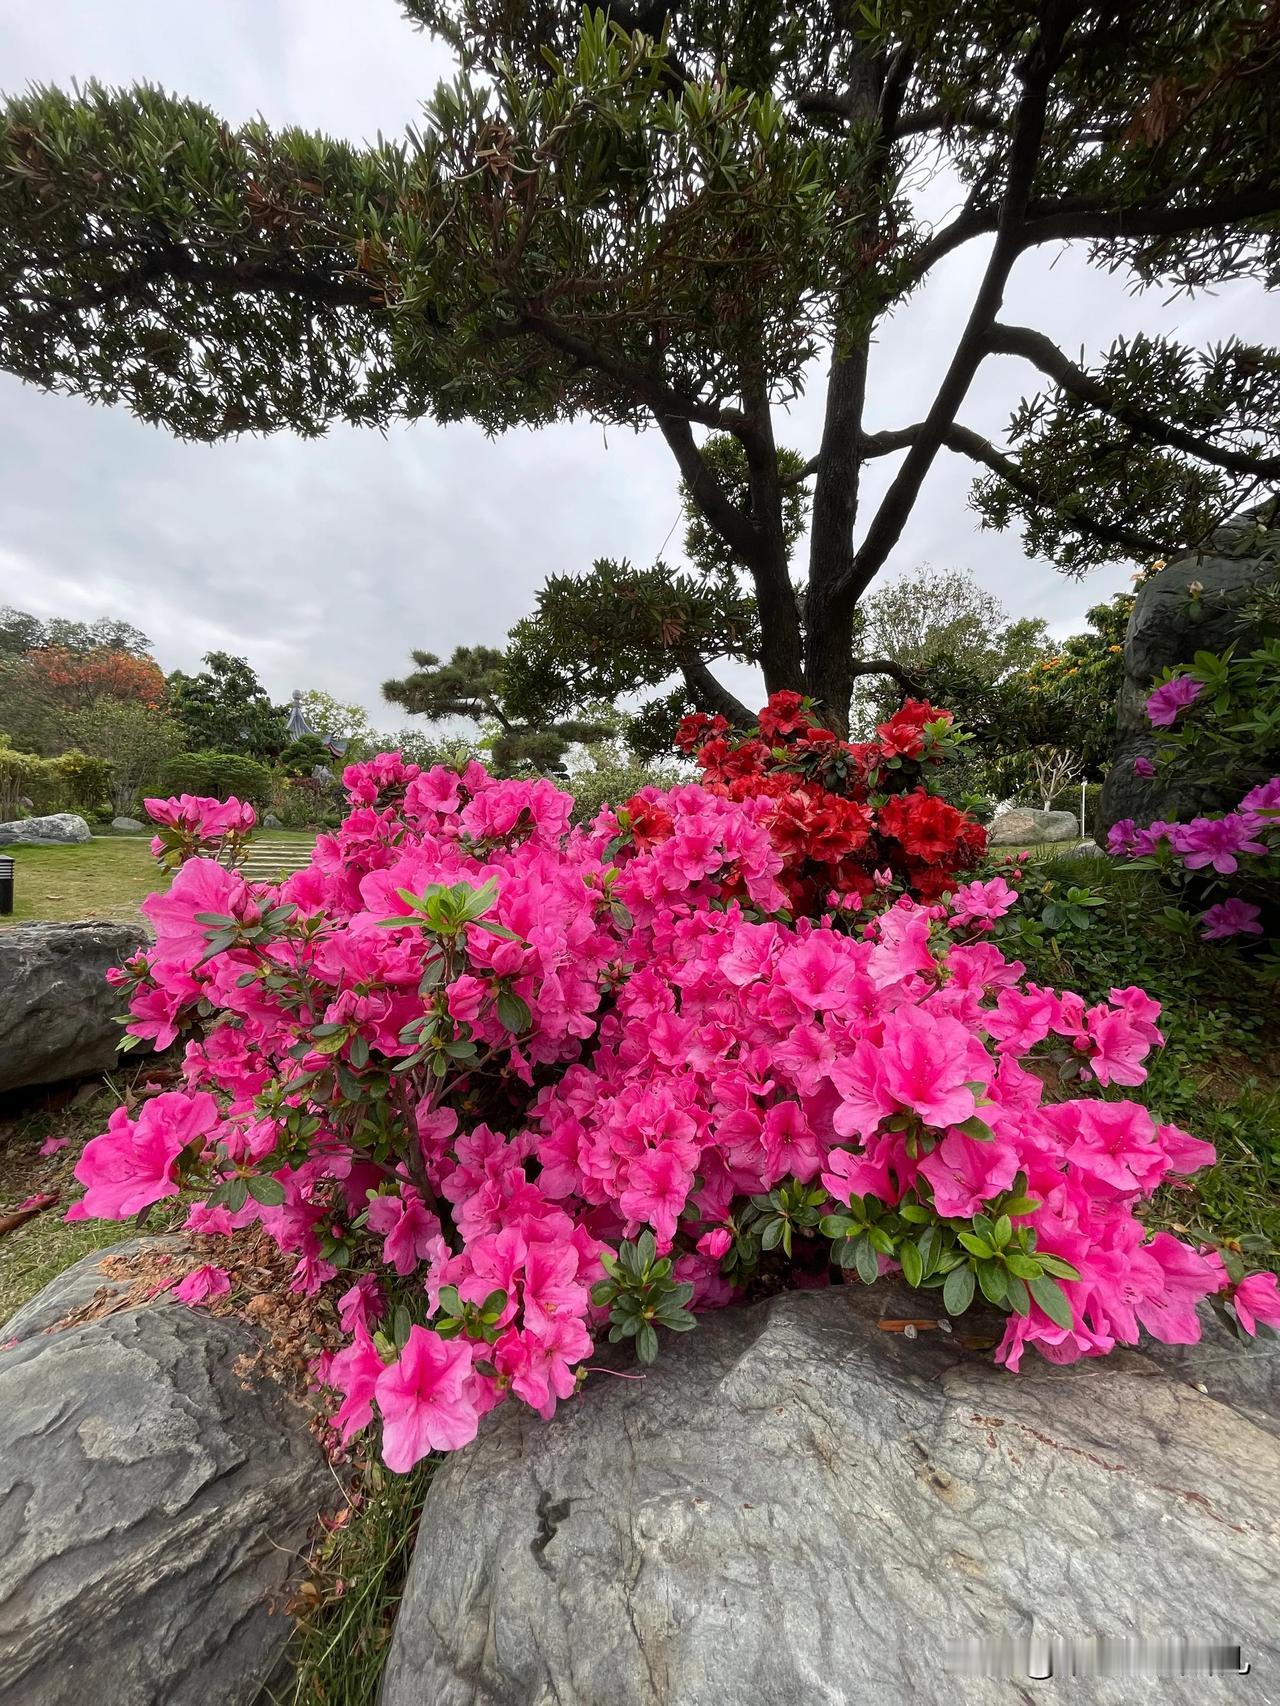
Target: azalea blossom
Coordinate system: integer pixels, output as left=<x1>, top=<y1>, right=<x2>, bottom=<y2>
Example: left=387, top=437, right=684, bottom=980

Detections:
left=1145, top=675, right=1203, bottom=727
left=66, top=743, right=1265, bottom=1476
left=375, top=1327, right=479, bottom=1469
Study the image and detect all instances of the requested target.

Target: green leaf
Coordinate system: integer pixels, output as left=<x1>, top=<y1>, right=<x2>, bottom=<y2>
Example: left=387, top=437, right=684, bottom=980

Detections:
left=1036, top=1254, right=1082, bottom=1282
left=820, top=1214, right=855, bottom=1238
left=437, top=1284, right=463, bottom=1317
left=916, top=1225, right=941, bottom=1275
left=245, top=1173, right=286, bottom=1206
left=636, top=1322, right=659, bottom=1365
left=977, top=1261, right=1007, bottom=1306
left=496, top=990, right=531, bottom=1033
left=1004, top=1275, right=1031, bottom=1317
left=957, top=1231, right=994, bottom=1258
left=899, top=1241, right=923, bottom=1289
left=955, top=1115, right=995, bottom=1142
left=854, top=1236, right=879, bottom=1285
left=225, top=1177, right=248, bottom=1213
left=942, top=1264, right=975, bottom=1316
left=1029, top=1274, right=1074, bottom=1330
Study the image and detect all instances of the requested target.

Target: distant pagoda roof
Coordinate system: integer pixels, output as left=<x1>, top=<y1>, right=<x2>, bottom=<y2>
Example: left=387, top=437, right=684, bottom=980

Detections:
left=286, top=690, right=349, bottom=758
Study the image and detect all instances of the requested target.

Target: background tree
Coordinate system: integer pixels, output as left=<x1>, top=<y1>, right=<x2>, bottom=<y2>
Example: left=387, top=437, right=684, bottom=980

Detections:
left=383, top=645, right=610, bottom=773
left=0, top=607, right=153, bottom=658
left=66, top=696, right=184, bottom=815
left=997, top=590, right=1134, bottom=779
left=167, top=651, right=289, bottom=759
left=0, top=606, right=166, bottom=752
left=847, top=565, right=1051, bottom=733
left=298, top=689, right=376, bottom=750
left=2, top=5, right=1278, bottom=730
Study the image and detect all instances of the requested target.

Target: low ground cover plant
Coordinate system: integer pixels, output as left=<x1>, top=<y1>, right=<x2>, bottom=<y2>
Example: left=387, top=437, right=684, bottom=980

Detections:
left=62, top=699, right=1279, bottom=1473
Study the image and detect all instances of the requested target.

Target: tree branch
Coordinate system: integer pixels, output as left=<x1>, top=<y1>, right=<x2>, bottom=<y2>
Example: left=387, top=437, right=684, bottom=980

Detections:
left=517, top=310, right=745, bottom=431
left=653, top=413, right=758, bottom=563
left=1019, top=181, right=1280, bottom=248
left=848, top=657, right=925, bottom=697
left=678, top=657, right=754, bottom=726
left=904, top=417, right=1170, bottom=560
left=987, top=322, right=1280, bottom=477
left=847, top=2, right=1079, bottom=600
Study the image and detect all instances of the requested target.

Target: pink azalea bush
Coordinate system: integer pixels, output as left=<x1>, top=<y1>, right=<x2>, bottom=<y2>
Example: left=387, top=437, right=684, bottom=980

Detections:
left=1109, top=775, right=1279, bottom=940
left=60, top=757, right=1278, bottom=1473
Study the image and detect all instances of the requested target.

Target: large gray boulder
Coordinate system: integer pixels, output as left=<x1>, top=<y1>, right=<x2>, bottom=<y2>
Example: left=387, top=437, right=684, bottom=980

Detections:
left=987, top=806, right=1077, bottom=846
left=0, top=920, right=149, bottom=1093
left=0, top=813, right=91, bottom=846
left=112, top=815, right=145, bottom=832
left=1100, top=500, right=1279, bottom=838
left=0, top=1243, right=332, bottom=1706
left=381, top=1287, right=1280, bottom=1706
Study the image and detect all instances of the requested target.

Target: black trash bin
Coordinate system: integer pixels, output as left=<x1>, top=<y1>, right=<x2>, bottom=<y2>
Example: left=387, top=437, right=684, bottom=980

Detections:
left=0, top=855, right=12, bottom=916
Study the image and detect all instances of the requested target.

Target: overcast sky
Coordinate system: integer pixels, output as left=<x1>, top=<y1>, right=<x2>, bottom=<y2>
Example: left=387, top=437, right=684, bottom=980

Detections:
left=2, top=2, right=1272, bottom=728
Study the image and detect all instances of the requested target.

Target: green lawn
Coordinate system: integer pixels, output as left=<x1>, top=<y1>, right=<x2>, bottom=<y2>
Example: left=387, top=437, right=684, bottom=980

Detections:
left=1, top=832, right=320, bottom=927
left=4, top=835, right=157, bottom=925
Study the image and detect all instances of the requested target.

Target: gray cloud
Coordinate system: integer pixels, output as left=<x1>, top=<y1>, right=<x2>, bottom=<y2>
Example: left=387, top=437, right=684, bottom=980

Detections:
left=2, top=3, right=1272, bottom=725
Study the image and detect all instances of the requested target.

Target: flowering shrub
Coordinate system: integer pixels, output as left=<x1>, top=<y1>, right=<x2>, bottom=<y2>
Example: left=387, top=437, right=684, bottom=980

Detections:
left=1110, top=641, right=1280, bottom=945
left=1109, top=776, right=1279, bottom=941
left=673, top=692, right=986, bottom=911
left=63, top=743, right=1278, bottom=1474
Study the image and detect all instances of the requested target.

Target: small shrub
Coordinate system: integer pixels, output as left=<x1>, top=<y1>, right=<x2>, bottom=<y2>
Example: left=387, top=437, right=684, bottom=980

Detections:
left=159, top=750, right=273, bottom=809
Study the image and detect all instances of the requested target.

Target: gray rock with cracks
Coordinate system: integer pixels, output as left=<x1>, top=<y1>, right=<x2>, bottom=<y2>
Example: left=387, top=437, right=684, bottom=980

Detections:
left=380, top=1285, right=1280, bottom=1706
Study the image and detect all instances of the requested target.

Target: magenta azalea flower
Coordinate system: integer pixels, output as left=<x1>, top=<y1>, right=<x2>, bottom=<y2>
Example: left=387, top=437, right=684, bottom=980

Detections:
left=1132, top=755, right=1155, bottom=779
left=70, top=1092, right=218, bottom=1220
left=1199, top=898, right=1264, bottom=941
left=174, top=1264, right=231, bottom=1307
left=1239, top=777, right=1280, bottom=834
left=1175, top=815, right=1266, bottom=875
left=374, top=1327, right=478, bottom=1469
left=1232, top=1271, right=1280, bottom=1336
left=1145, top=675, right=1203, bottom=727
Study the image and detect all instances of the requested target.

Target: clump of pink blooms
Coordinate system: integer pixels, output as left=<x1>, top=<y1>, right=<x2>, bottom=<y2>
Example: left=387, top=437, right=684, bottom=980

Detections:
left=144, top=793, right=256, bottom=872
left=47, top=754, right=1279, bottom=1472
left=1109, top=776, right=1279, bottom=939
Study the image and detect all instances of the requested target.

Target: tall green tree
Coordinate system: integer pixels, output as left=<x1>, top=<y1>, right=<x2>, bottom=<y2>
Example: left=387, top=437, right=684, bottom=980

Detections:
left=66, top=696, right=184, bottom=814
left=383, top=644, right=610, bottom=772
left=2, top=3, right=1277, bottom=731
left=167, top=651, right=289, bottom=759
left=847, top=565, right=1051, bottom=733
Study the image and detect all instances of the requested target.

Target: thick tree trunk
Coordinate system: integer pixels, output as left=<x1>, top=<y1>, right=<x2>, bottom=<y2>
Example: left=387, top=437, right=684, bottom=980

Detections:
left=742, top=386, right=805, bottom=698
left=804, top=342, right=870, bottom=733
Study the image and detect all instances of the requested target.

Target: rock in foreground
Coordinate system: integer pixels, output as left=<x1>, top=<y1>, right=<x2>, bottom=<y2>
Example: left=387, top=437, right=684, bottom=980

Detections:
left=382, top=1287, right=1280, bottom=1706
left=0, top=813, right=91, bottom=845
left=0, top=920, right=148, bottom=1092
left=0, top=1245, right=332, bottom=1706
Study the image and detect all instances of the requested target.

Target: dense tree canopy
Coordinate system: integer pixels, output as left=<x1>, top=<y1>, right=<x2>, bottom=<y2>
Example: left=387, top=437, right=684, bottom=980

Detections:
left=847, top=565, right=1052, bottom=733
left=167, top=651, right=289, bottom=759
left=383, top=644, right=610, bottom=770
left=2, top=2, right=1278, bottom=729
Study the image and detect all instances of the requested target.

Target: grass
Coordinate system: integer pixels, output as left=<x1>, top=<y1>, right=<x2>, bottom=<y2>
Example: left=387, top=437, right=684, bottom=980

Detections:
left=1, top=831, right=320, bottom=927
left=4, top=835, right=158, bottom=925
left=266, top=1457, right=438, bottom=1706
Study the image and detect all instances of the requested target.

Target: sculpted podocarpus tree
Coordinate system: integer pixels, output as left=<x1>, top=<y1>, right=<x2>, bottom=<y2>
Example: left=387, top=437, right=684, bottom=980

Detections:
left=2, top=1, right=1277, bottom=733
